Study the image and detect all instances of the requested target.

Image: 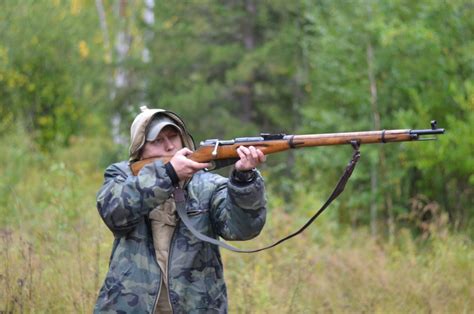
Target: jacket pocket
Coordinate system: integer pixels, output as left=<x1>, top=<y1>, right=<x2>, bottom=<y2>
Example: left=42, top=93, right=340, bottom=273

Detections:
left=187, top=207, right=209, bottom=216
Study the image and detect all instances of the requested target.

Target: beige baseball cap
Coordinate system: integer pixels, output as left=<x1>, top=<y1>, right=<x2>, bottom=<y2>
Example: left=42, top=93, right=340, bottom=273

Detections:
left=129, top=106, right=195, bottom=161
left=146, top=116, right=182, bottom=141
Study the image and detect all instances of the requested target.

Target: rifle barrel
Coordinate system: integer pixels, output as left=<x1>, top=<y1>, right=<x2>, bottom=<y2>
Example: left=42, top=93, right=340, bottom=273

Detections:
left=288, top=129, right=412, bottom=147
left=410, top=128, right=445, bottom=136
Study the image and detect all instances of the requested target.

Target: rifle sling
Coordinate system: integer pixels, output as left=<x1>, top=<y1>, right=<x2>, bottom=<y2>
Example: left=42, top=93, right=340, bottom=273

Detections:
left=173, top=141, right=361, bottom=253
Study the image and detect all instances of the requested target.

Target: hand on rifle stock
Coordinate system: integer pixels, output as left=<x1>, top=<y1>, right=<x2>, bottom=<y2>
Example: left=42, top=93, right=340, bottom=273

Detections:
left=169, top=148, right=211, bottom=181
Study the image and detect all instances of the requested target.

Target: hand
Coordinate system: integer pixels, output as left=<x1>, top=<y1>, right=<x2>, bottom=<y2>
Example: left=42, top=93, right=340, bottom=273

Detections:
left=169, top=148, right=211, bottom=181
left=234, top=146, right=266, bottom=171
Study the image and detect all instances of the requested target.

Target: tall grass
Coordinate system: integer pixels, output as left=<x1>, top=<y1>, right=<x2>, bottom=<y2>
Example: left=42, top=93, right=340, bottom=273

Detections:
left=0, top=129, right=472, bottom=313
left=224, top=226, right=473, bottom=313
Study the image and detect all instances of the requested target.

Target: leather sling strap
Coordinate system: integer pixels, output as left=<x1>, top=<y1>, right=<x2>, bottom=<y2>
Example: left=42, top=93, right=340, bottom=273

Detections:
left=173, top=141, right=361, bottom=253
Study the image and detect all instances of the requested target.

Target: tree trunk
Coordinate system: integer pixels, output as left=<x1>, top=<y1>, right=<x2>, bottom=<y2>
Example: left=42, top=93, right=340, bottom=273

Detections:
left=111, top=0, right=132, bottom=146
left=370, top=161, right=378, bottom=236
left=142, top=0, right=155, bottom=64
left=283, top=9, right=308, bottom=205
left=238, top=0, right=257, bottom=123
left=95, top=0, right=111, bottom=61
left=366, top=39, right=380, bottom=237
left=367, top=39, right=394, bottom=241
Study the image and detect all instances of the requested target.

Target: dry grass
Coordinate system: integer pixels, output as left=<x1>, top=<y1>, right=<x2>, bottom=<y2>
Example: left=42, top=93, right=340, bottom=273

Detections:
left=0, top=133, right=472, bottom=313
left=223, top=207, right=473, bottom=314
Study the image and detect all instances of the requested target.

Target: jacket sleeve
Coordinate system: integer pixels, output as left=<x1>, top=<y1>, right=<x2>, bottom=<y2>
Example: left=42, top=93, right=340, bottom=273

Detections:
left=96, top=161, right=174, bottom=236
left=209, top=171, right=267, bottom=241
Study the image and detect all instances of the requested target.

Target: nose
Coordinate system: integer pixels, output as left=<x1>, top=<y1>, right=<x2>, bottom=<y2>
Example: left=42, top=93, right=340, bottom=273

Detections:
left=164, top=137, right=175, bottom=151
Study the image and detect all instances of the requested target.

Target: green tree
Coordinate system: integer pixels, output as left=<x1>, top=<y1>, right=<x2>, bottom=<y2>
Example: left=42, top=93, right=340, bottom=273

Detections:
left=0, top=0, right=110, bottom=149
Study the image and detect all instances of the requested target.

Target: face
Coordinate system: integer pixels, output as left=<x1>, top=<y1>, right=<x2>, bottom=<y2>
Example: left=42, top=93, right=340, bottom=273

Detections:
left=140, top=125, right=183, bottom=160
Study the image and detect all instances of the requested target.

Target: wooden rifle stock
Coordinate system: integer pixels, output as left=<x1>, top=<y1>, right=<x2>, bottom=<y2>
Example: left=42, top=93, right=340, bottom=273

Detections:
left=130, top=121, right=445, bottom=176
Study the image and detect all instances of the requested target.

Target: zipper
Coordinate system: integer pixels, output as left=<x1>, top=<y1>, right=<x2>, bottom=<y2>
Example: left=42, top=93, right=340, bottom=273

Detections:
left=152, top=180, right=188, bottom=313
left=166, top=182, right=188, bottom=312
left=151, top=220, right=179, bottom=314
left=152, top=279, right=162, bottom=314
left=149, top=212, right=161, bottom=314
left=167, top=220, right=179, bottom=313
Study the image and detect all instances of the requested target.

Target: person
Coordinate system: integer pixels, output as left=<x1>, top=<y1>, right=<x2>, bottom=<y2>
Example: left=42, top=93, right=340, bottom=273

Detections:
left=94, top=106, right=267, bottom=313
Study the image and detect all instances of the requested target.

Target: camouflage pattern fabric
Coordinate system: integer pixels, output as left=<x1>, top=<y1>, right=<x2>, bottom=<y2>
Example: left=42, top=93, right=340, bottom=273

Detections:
left=94, top=159, right=266, bottom=313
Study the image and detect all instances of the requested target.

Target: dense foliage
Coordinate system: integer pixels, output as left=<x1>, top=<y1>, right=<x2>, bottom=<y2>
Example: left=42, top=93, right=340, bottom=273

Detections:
left=1, top=0, right=471, bottom=233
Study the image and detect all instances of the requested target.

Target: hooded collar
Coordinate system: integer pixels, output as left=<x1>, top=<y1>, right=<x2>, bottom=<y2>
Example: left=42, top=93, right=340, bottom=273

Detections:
left=129, top=106, right=195, bottom=162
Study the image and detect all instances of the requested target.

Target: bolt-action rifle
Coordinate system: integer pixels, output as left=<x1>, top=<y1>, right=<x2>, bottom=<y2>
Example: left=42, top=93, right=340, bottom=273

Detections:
left=129, top=120, right=444, bottom=253
left=131, top=120, right=445, bottom=175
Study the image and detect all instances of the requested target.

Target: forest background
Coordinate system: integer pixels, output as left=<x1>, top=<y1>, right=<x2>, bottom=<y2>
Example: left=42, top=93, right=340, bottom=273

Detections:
left=0, top=0, right=472, bottom=312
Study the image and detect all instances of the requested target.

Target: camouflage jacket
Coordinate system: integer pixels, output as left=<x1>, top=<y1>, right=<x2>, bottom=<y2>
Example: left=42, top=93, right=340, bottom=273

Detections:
left=94, top=160, right=266, bottom=313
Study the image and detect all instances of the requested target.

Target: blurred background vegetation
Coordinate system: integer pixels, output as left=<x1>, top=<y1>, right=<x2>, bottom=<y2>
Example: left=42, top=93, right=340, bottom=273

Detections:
left=0, top=0, right=472, bottom=312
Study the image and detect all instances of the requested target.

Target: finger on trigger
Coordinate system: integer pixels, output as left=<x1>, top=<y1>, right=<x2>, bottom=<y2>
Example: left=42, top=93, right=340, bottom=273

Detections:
left=197, top=162, right=212, bottom=169
left=188, top=159, right=206, bottom=169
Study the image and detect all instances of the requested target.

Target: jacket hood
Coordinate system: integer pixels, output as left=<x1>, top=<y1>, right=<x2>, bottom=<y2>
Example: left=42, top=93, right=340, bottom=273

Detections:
left=129, top=106, right=195, bottom=161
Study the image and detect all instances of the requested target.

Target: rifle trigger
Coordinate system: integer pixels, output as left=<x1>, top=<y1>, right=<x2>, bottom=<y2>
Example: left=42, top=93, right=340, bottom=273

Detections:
left=204, top=161, right=216, bottom=172
left=212, top=140, right=219, bottom=157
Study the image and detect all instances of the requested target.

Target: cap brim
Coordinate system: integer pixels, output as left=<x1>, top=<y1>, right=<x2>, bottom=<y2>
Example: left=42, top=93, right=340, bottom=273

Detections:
left=146, top=120, right=181, bottom=141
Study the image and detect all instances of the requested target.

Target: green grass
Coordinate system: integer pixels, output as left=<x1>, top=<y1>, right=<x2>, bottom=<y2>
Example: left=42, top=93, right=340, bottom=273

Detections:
left=0, top=132, right=472, bottom=313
